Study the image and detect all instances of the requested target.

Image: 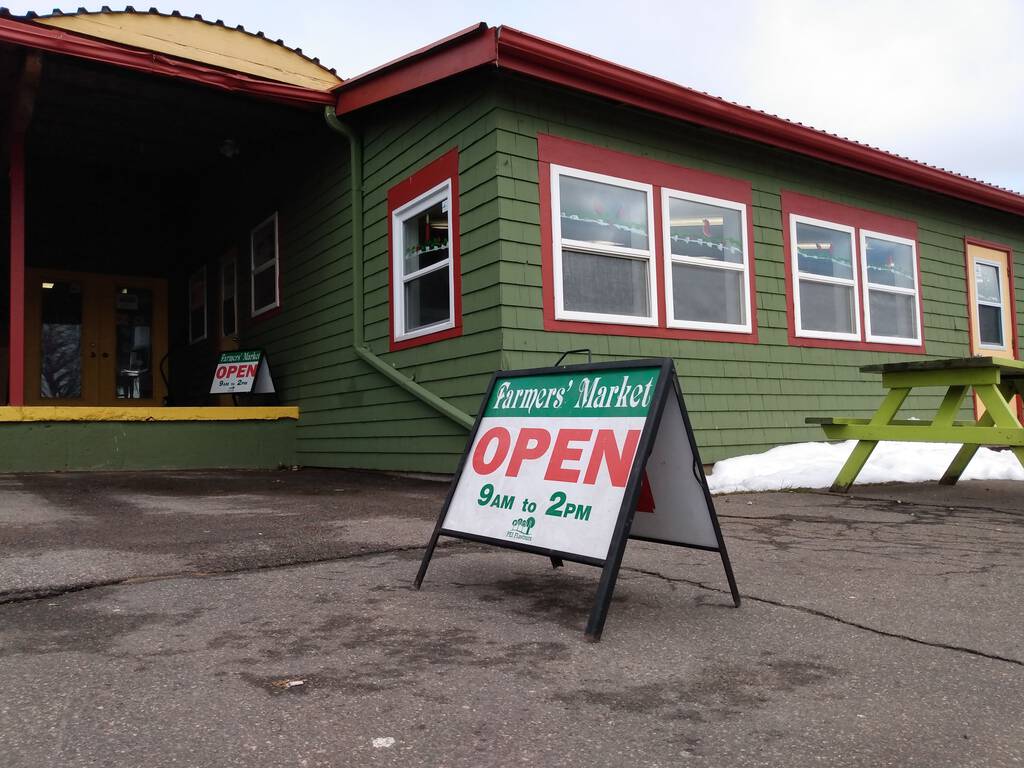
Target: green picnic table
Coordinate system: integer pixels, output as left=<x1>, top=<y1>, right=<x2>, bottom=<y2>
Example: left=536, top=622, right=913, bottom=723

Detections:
left=807, top=356, right=1024, bottom=492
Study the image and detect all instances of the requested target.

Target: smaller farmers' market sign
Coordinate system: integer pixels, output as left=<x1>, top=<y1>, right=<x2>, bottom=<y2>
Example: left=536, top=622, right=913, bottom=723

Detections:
left=416, top=358, right=740, bottom=640
left=209, top=350, right=276, bottom=395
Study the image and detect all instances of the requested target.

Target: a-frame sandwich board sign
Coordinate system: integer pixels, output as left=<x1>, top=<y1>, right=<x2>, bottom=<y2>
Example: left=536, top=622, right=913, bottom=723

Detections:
left=415, top=358, right=740, bottom=641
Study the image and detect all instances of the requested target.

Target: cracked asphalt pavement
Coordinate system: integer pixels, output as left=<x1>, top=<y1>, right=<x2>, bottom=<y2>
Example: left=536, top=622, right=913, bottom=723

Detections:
left=0, top=469, right=1022, bottom=767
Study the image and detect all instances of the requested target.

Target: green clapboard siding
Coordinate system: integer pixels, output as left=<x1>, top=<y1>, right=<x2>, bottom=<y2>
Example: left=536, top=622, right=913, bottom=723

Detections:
left=490, top=75, right=1024, bottom=463
left=236, top=70, right=1023, bottom=474
left=242, top=75, right=504, bottom=472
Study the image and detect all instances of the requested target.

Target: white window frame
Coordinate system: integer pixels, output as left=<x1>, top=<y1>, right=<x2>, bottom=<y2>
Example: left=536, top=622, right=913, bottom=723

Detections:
left=550, top=165, right=658, bottom=327
left=860, top=229, right=921, bottom=346
left=188, top=266, right=207, bottom=344
left=974, top=257, right=1006, bottom=350
left=250, top=212, right=280, bottom=318
left=661, top=188, right=752, bottom=333
left=221, top=253, right=238, bottom=338
left=391, top=179, right=456, bottom=343
left=790, top=214, right=861, bottom=341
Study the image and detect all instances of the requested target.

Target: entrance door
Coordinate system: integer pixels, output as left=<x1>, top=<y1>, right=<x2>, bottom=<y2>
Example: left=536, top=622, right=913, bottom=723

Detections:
left=965, top=241, right=1018, bottom=415
left=24, top=269, right=167, bottom=406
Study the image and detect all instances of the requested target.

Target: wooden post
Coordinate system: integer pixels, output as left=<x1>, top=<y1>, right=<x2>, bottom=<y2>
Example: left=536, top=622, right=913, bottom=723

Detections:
left=8, top=131, right=24, bottom=406
left=7, top=52, right=41, bottom=407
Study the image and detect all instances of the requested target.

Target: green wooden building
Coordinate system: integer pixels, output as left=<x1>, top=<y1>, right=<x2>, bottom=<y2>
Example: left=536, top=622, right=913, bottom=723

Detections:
left=1, top=15, right=1022, bottom=472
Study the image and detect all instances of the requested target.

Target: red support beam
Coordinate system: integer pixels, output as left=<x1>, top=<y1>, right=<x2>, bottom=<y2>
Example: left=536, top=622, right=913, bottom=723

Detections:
left=8, top=131, right=24, bottom=405
left=7, top=52, right=41, bottom=406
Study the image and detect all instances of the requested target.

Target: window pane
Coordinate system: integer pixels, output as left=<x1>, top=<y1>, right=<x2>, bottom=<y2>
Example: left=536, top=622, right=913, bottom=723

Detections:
left=40, top=281, right=82, bottom=399
left=559, top=175, right=648, bottom=250
left=116, top=288, right=153, bottom=400
left=672, top=262, right=745, bottom=325
left=253, top=268, right=277, bottom=311
left=865, top=237, right=915, bottom=289
left=562, top=250, right=650, bottom=317
left=798, top=279, right=855, bottom=334
left=795, top=221, right=853, bottom=279
left=975, top=263, right=1001, bottom=303
left=252, top=219, right=277, bottom=270
left=404, top=265, right=450, bottom=332
left=403, top=198, right=450, bottom=274
left=668, top=197, right=743, bottom=264
left=979, top=304, right=1003, bottom=346
left=222, top=297, right=237, bottom=337
left=869, top=289, right=917, bottom=340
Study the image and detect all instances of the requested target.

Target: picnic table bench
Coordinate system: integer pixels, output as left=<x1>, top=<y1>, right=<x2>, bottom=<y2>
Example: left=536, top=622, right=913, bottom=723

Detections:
left=807, top=356, right=1024, bottom=492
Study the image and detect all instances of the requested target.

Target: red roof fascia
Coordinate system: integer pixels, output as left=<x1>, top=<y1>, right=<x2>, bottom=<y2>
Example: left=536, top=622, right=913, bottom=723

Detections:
left=0, top=15, right=334, bottom=107
left=334, top=23, right=496, bottom=114
left=333, top=24, right=1024, bottom=217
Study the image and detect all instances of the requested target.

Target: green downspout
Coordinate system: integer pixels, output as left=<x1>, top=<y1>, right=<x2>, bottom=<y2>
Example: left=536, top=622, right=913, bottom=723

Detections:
left=324, top=106, right=474, bottom=430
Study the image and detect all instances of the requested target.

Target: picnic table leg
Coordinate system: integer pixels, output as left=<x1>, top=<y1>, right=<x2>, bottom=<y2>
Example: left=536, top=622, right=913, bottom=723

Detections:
left=942, top=383, right=1024, bottom=484
left=939, top=412, right=992, bottom=485
left=975, top=383, right=1024, bottom=472
left=830, top=387, right=910, bottom=493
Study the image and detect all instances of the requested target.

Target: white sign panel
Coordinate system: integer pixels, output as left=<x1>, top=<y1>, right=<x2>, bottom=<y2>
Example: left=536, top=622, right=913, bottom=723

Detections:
left=210, top=350, right=275, bottom=394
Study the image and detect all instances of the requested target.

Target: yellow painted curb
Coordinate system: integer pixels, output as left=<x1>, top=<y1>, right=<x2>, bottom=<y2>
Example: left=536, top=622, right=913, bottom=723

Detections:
left=0, top=406, right=300, bottom=423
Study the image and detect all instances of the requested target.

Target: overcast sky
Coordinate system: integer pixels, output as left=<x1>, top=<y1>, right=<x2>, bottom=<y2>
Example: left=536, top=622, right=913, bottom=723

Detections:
left=12, top=1, right=1024, bottom=193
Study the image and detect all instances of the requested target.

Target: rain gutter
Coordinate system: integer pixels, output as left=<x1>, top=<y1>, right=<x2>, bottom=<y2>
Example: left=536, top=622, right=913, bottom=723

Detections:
left=323, top=106, right=474, bottom=430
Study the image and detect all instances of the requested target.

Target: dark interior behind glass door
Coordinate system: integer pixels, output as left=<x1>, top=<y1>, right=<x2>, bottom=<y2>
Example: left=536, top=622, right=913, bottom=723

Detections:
left=115, top=287, right=153, bottom=399
left=40, top=281, right=83, bottom=399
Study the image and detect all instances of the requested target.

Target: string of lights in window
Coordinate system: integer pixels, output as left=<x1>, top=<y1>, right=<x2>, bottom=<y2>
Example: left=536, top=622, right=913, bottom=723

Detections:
left=797, top=245, right=915, bottom=283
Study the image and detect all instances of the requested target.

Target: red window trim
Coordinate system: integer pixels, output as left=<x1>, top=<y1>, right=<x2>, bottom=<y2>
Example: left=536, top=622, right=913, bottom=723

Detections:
left=387, top=148, right=463, bottom=351
left=537, top=133, right=758, bottom=344
left=781, top=190, right=927, bottom=354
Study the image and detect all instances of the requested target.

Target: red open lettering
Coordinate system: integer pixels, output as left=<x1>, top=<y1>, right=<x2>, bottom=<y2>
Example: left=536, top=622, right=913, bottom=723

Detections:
left=543, top=429, right=592, bottom=483
left=471, top=427, right=511, bottom=475
left=216, top=366, right=228, bottom=379
left=583, top=429, right=641, bottom=488
left=225, top=365, right=238, bottom=377
left=506, top=428, right=551, bottom=477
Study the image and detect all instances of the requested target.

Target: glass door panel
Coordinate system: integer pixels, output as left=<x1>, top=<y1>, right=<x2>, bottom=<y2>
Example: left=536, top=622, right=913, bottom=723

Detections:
left=114, top=286, right=154, bottom=401
left=97, top=277, right=167, bottom=406
left=40, top=280, right=84, bottom=400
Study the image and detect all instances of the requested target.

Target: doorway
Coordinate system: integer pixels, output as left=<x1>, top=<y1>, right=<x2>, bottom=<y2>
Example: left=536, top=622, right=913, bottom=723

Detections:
left=24, top=269, right=167, bottom=406
left=965, top=240, right=1018, bottom=416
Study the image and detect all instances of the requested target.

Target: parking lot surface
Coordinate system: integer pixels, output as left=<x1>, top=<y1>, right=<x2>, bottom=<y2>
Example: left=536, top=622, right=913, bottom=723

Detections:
left=0, top=469, right=1021, bottom=767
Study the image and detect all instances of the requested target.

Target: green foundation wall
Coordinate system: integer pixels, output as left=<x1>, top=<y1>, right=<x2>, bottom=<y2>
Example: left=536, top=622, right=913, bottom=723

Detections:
left=0, top=420, right=295, bottom=472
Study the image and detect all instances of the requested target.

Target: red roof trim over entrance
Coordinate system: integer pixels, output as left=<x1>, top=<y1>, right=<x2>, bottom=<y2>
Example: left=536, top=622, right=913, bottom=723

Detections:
left=0, top=16, right=334, bottom=107
left=335, top=25, right=1024, bottom=217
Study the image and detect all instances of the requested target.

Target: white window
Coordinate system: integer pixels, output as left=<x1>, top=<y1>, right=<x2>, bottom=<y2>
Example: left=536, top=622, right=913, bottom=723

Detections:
left=392, top=180, right=455, bottom=341
left=860, top=230, right=921, bottom=344
left=974, top=259, right=1005, bottom=348
left=662, top=189, right=751, bottom=332
left=188, top=266, right=207, bottom=344
left=790, top=215, right=860, bottom=340
left=551, top=166, right=657, bottom=326
left=221, top=254, right=237, bottom=338
left=251, top=213, right=279, bottom=317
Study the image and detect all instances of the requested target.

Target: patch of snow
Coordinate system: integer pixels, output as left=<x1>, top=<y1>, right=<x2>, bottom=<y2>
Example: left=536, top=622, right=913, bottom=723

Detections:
left=372, top=737, right=396, bottom=749
left=708, top=440, right=1024, bottom=494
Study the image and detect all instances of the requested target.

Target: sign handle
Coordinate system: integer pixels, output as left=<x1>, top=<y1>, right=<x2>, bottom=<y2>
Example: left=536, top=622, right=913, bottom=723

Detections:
left=549, top=556, right=564, bottom=569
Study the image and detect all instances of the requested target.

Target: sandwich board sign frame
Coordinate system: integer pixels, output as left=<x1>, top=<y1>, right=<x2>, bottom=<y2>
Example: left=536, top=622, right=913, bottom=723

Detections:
left=415, top=357, right=740, bottom=641
left=209, top=349, right=276, bottom=395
